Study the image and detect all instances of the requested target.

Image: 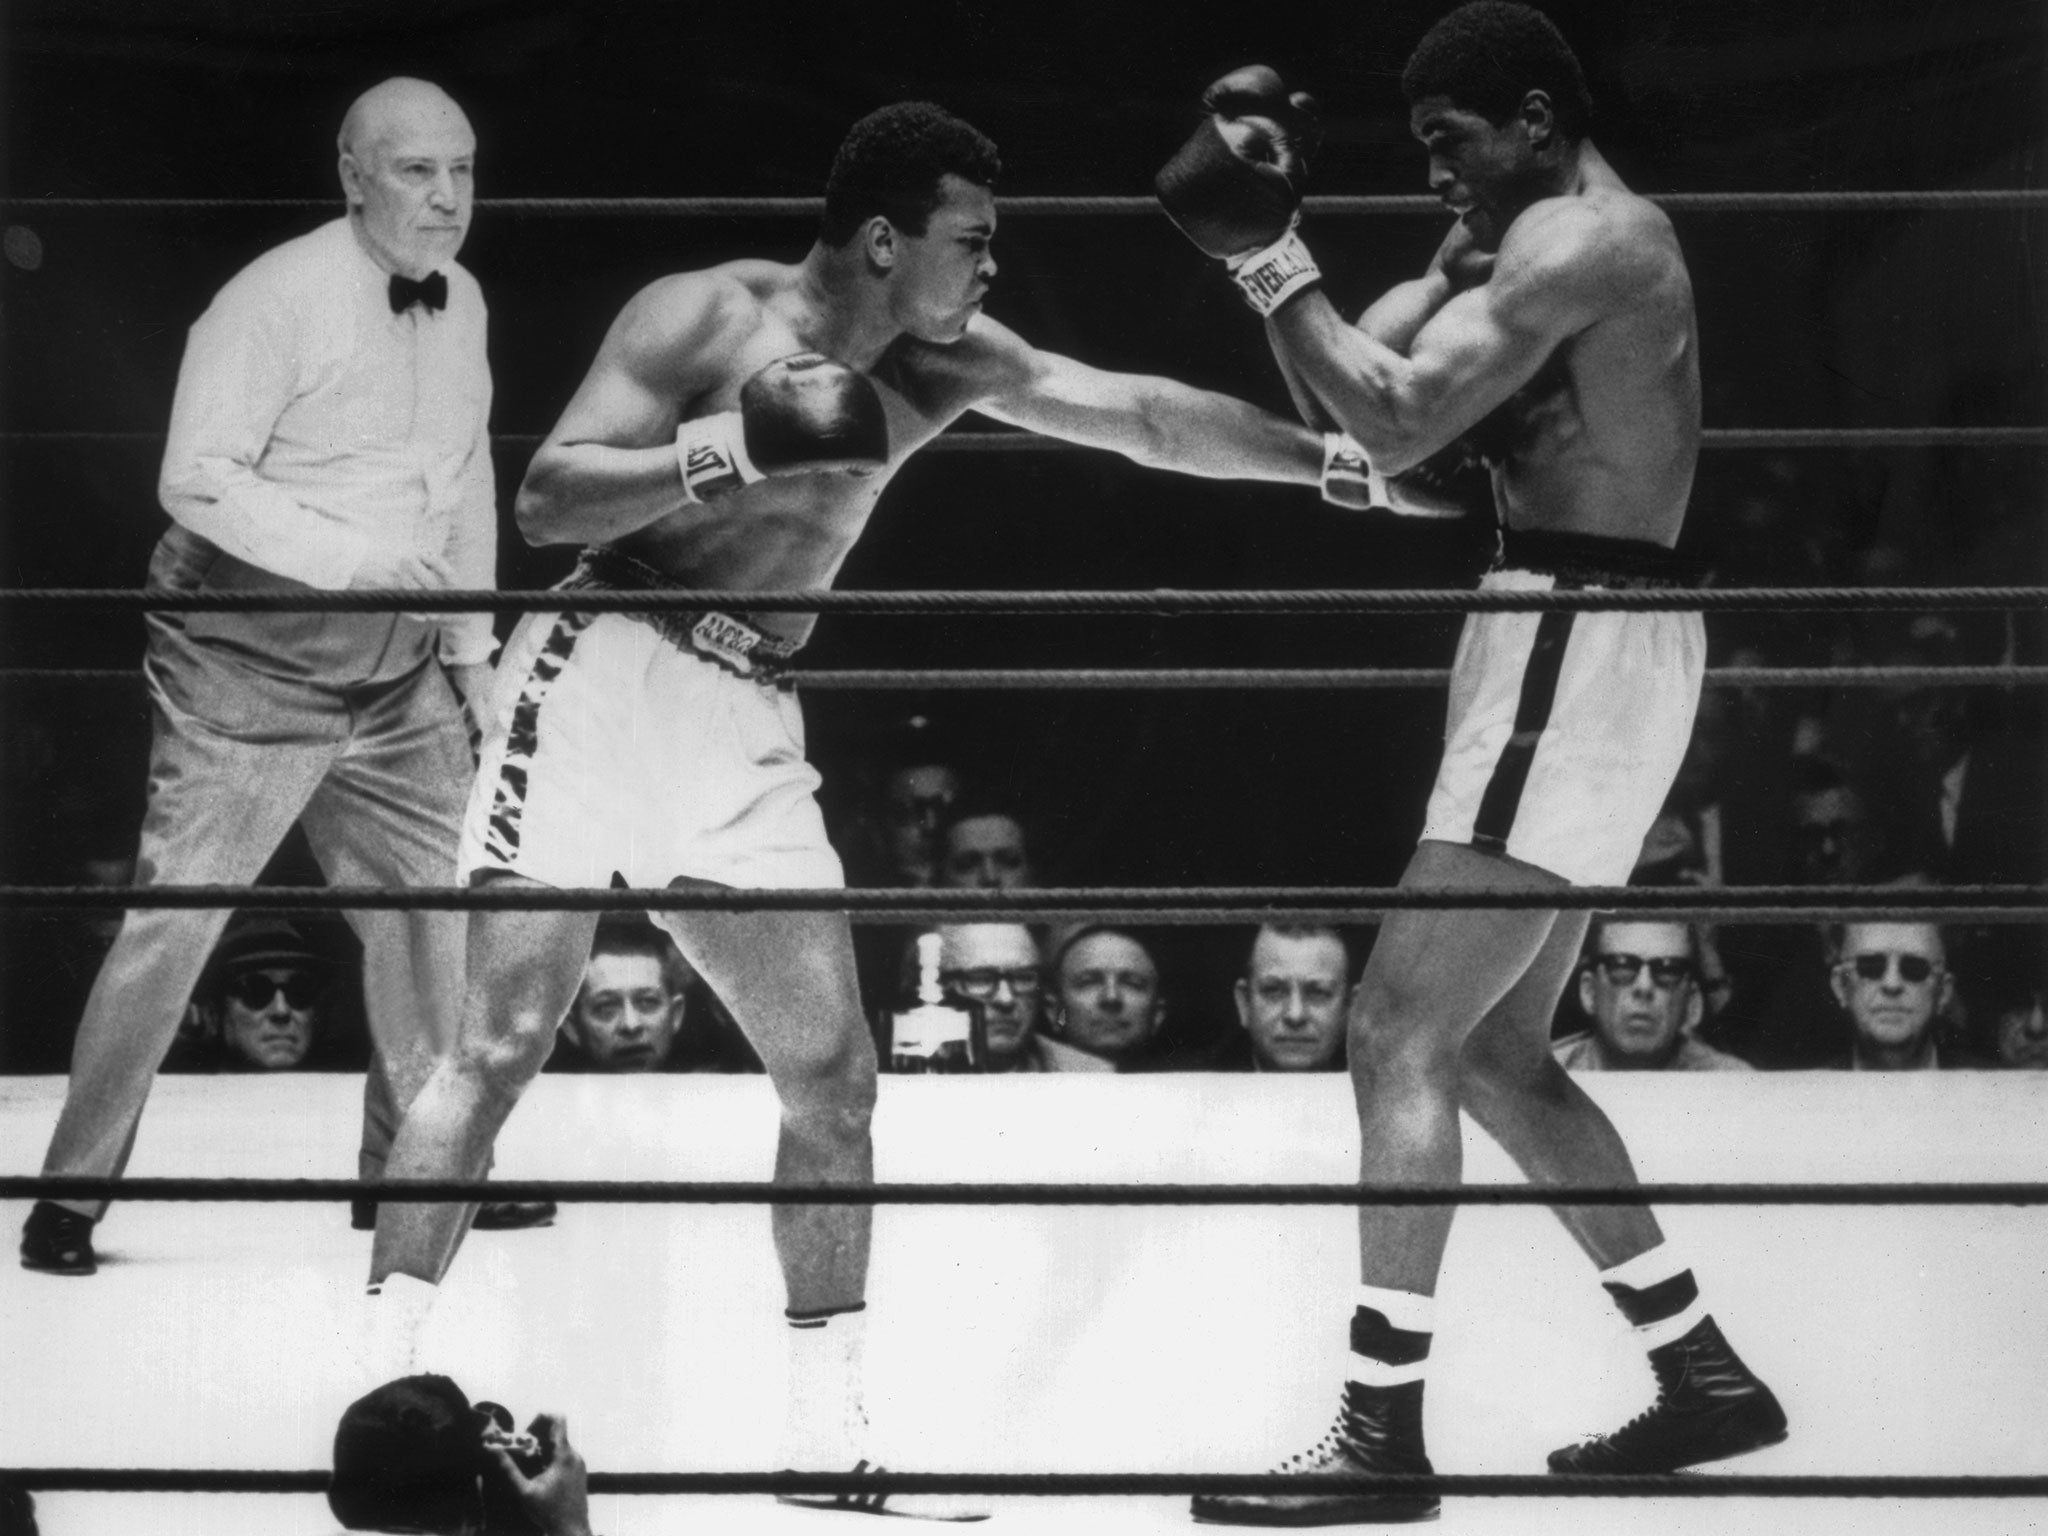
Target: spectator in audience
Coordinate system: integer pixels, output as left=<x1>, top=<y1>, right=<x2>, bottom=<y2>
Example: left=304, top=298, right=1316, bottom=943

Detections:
left=837, top=713, right=963, bottom=885
left=1713, top=758, right=1933, bottom=1068
left=546, top=917, right=760, bottom=1075
left=553, top=917, right=694, bottom=1073
left=204, top=915, right=337, bottom=1071
left=935, top=922, right=1106, bottom=1073
left=1885, top=626, right=2042, bottom=887
left=1966, top=928, right=2048, bottom=1070
left=937, top=799, right=1037, bottom=891
left=1993, top=989, right=2048, bottom=1070
left=1788, top=758, right=1893, bottom=886
left=1552, top=920, right=1750, bottom=1073
left=840, top=718, right=966, bottom=1020
left=1046, top=924, right=1170, bottom=1070
left=1825, top=922, right=1978, bottom=1071
left=1215, top=923, right=1353, bottom=1072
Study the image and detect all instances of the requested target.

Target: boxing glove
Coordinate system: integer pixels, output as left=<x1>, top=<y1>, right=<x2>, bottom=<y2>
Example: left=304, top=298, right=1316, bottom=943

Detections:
left=675, top=353, right=890, bottom=504
left=1384, top=436, right=1495, bottom=520
left=1321, top=433, right=1494, bottom=520
left=1156, top=66, right=1325, bottom=316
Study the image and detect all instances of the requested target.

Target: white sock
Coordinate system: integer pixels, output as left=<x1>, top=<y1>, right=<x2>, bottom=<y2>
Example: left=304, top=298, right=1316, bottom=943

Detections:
left=1354, top=1284, right=1436, bottom=1334
left=778, top=1306, right=869, bottom=1470
left=363, top=1272, right=438, bottom=1385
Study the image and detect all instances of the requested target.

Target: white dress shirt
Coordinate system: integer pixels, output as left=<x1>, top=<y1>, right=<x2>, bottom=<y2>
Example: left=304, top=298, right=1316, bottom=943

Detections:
left=158, top=216, right=498, bottom=664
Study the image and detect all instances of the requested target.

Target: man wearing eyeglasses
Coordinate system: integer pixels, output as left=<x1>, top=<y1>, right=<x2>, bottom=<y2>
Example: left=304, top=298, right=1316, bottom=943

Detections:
left=934, top=923, right=1104, bottom=1073
left=1553, top=921, right=1749, bottom=1073
left=1826, top=922, right=1967, bottom=1072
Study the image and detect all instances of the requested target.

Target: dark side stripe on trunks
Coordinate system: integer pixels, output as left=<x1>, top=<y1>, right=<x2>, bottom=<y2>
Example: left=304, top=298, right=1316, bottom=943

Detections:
left=481, top=612, right=595, bottom=868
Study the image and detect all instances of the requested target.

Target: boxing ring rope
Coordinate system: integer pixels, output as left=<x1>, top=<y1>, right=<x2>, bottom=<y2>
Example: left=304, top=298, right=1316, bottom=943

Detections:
left=7, top=188, right=2046, bottom=214
left=4, top=664, right=2043, bottom=691
left=10, top=1467, right=2048, bottom=1499
left=5, top=584, right=2047, bottom=614
left=6, top=1175, right=2045, bottom=1207
left=5, top=881, right=2043, bottom=925
left=8, top=427, right=2048, bottom=450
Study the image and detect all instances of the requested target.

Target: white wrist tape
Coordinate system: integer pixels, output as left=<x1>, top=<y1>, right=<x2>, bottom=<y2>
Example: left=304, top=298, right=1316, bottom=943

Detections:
left=1321, top=432, right=1387, bottom=509
left=674, top=411, right=762, bottom=505
left=1228, top=227, right=1322, bottom=317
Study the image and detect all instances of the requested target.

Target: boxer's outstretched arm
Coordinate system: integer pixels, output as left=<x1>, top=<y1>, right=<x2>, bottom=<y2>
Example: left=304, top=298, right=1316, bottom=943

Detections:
left=964, top=319, right=1321, bottom=484
left=515, top=274, right=747, bottom=546
left=1268, top=199, right=1619, bottom=473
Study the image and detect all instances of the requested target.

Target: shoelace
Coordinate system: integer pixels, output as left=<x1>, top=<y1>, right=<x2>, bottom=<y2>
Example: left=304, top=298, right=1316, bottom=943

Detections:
left=1270, top=1426, right=1345, bottom=1474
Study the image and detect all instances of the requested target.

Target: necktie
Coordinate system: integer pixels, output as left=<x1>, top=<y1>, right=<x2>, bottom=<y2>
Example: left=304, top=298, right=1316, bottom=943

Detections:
left=388, top=271, right=448, bottom=314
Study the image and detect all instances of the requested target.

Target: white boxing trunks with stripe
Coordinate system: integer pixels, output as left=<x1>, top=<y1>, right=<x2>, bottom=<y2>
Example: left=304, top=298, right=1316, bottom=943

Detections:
left=457, top=553, right=844, bottom=892
left=1419, top=528, right=1705, bottom=887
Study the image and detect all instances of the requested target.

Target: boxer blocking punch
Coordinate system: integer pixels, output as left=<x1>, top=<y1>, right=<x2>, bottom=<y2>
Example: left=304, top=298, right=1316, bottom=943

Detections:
left=368, top=99, right=1372, bottom=1520
left=1159, top=9, right=1786, bottom=1526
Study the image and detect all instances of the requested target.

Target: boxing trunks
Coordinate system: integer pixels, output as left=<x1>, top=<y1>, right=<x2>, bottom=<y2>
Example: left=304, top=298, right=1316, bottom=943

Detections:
left=1419, top=527, right=1705, bottom=887
left=457, top=548, right=845, bottom=891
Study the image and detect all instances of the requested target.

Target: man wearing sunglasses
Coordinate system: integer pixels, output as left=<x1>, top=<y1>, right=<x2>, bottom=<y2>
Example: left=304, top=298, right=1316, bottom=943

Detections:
left=1553, top=921, right=1750, bottom=1073
left=1826, top=922, right=1963, bottom=1072
left=207, top=921, right=335, bottom=1073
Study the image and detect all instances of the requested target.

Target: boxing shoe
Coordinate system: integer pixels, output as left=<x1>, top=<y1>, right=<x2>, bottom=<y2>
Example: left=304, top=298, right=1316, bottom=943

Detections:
left=470, top=1200, right=559, bottom=1231
left=351, top=1198, right=558, bottom=1231
left=1192, top=1379, right=1439, bottom=1526
left=776, top=1457, right=988, bottom=1524
left=1547, top=1315, right=1787, bottom=1474
left=20, top=1200, right=97, bottom=1276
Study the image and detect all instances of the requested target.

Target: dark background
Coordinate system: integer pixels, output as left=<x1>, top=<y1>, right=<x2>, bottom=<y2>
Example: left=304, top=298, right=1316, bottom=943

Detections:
left=2, top=0, right=2043, bottom=1058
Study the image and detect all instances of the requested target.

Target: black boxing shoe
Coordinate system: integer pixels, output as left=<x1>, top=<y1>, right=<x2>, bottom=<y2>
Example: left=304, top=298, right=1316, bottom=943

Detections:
left=21, top=1200, right=97, bottom=1276
left=1547, top=1315, right=1787, bottom=1474
left=1191, top=1380, right=1439, bottom=1526
left=353, top=1198, right=558, bottom=1231
left=470, top=1200, right=558, bottom=1231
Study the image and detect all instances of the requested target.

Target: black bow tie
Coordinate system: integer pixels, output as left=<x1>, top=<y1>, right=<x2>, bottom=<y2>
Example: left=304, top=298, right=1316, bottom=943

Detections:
left=388, top=271, right=447, bottom=314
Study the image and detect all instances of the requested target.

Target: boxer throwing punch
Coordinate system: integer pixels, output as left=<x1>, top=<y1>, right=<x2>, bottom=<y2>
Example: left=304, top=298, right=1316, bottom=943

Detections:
left=1158, top=5, right=1786, bottom=1524
left=370, top=101, right=1367, bottom=1518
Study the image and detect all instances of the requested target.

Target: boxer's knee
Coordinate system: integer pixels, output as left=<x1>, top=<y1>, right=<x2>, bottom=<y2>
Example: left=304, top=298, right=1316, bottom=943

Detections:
left=770, top=1018, right=878, bottom=1143
left=1348, top=968, right=1461, bottom=1083
left=446, top=983, right=562, bottom=1103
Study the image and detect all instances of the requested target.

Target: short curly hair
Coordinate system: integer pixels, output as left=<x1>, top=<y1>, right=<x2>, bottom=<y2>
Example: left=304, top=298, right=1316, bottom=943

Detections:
left=1402, top=3, right=1593, bottom=139
left=821, top=101, right=1001, bottom=247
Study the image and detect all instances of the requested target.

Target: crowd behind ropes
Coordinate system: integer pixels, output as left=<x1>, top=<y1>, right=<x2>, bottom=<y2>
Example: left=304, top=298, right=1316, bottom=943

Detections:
left=5, top=448, right=2043, bottom=1081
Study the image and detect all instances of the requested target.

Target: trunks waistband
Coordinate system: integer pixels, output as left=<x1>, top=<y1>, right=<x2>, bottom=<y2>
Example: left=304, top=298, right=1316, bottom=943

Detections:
left=1491, top=527, right=1699, bottom=589
left=557, top=547, right=802, bottom=680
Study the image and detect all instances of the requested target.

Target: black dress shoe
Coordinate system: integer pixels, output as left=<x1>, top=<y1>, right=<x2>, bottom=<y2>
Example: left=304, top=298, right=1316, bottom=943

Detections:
left=21, top=1200, right=98, bottom=1276
left=470, top=1200, right=558, bottom=1231
left=1547, top=1315, right=1788, bottom=1473
left=1192, top=1380, right=1439, bottom=1526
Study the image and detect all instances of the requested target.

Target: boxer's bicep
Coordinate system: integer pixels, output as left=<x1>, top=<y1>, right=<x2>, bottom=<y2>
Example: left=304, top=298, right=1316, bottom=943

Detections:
left=1396, top=288, right=1564, bottom=445
left=1394, top=212, right=1615, bottom=449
